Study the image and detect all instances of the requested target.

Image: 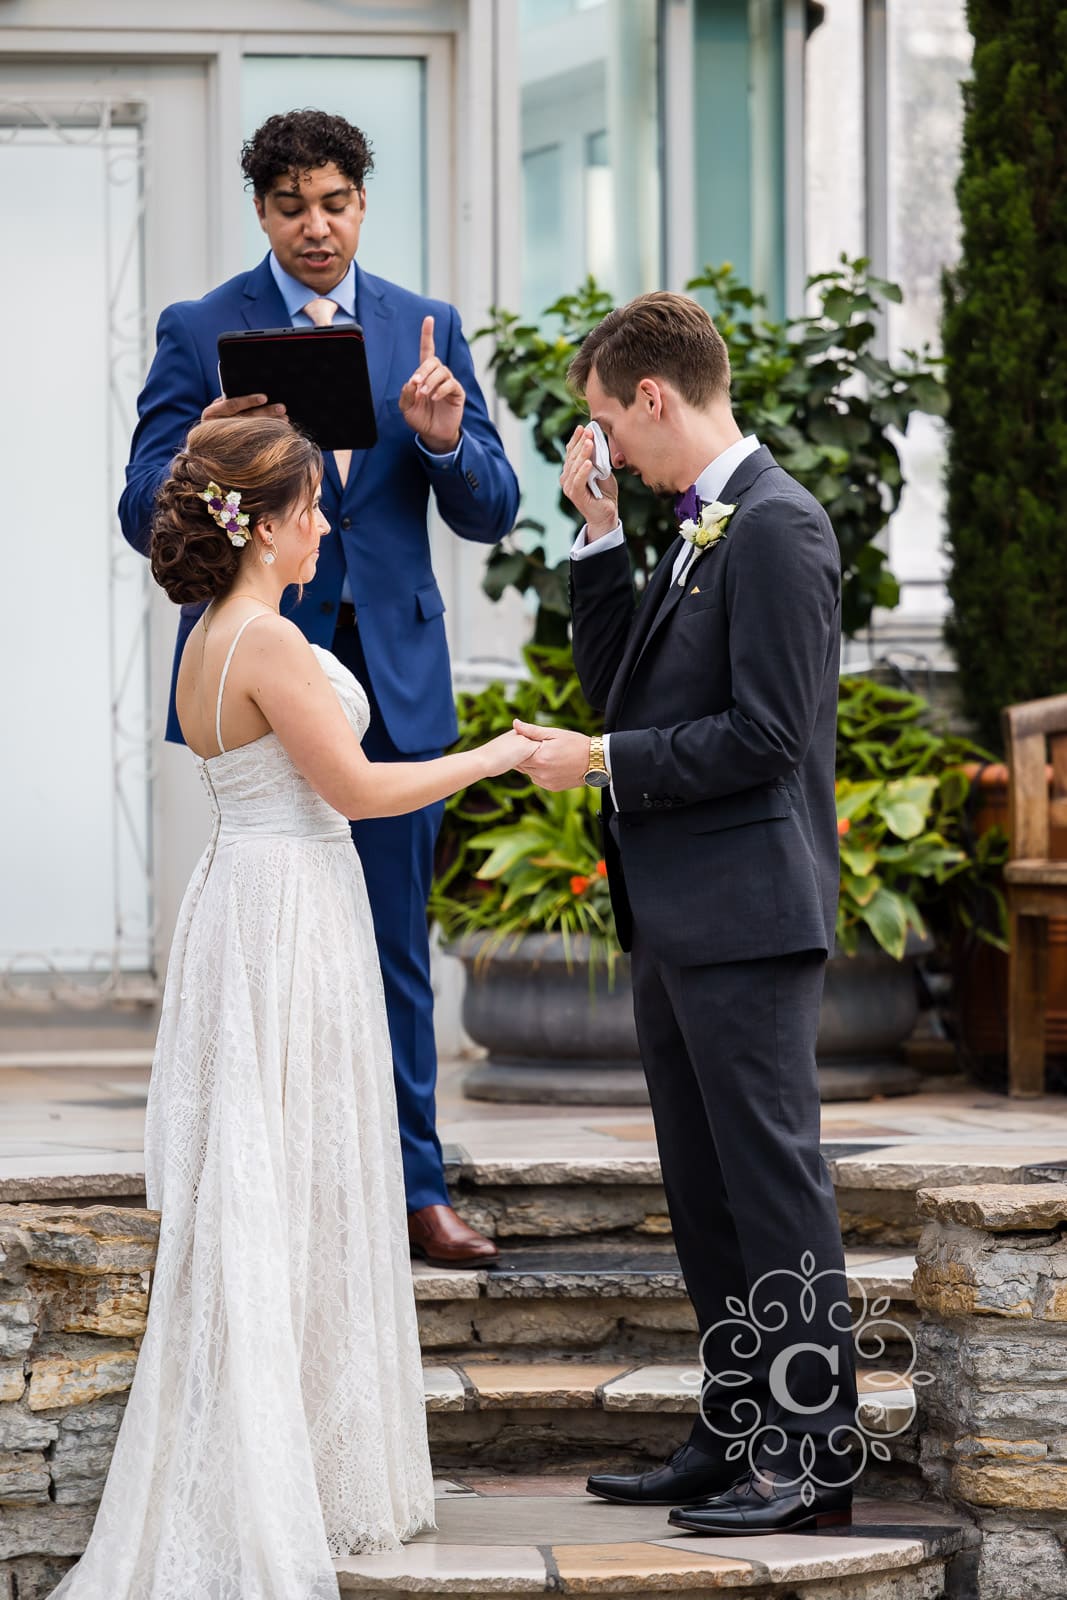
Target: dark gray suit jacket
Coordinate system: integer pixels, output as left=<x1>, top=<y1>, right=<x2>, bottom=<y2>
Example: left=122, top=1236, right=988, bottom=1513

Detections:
left=570, top=446, right=841, bottom=968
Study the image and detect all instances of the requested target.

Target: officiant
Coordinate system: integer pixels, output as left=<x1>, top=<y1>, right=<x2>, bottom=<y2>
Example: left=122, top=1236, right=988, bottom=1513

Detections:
left=119, top=107, right=519, bottom=1268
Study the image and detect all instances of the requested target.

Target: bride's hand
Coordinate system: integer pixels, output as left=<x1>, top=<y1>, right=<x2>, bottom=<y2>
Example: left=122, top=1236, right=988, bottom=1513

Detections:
left=480, top=730, right=539, bottom=778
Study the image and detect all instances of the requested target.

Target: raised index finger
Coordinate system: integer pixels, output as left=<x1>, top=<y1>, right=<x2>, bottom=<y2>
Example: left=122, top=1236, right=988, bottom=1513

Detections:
left=419, top=315, right=435, bottom=364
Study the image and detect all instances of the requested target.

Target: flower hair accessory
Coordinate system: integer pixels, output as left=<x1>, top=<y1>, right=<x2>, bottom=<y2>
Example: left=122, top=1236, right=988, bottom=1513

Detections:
left=199, top=482, right=251, bottom=547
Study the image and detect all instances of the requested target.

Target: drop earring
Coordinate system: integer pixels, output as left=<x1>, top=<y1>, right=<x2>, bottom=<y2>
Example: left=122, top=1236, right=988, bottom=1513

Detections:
left=261, top=539, right=276, bottom=567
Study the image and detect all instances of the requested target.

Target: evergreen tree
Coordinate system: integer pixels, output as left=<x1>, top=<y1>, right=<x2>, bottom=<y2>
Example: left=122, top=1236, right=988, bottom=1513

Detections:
left=944, top=0, right=1067, bottom=749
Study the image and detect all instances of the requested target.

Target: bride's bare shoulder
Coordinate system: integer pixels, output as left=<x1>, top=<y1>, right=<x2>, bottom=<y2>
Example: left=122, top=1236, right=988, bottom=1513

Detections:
left=226, top=613, right=328, bottom=689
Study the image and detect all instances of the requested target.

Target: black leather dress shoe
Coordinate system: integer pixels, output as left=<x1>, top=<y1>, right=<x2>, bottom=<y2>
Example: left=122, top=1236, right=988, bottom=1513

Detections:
left=587, top=1445, right=743, bottom=1507
left=668, top=1468, right=852, bottom=1535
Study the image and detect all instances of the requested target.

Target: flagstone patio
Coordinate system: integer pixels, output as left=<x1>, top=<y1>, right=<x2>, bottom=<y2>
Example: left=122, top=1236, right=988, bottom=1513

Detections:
left=1, top=1035, right=1067, bottom=1202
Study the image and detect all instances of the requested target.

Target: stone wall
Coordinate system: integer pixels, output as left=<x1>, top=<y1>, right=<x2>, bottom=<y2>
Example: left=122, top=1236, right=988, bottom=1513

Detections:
left=914, top=1182, right=1067, bottom=1599
left=5, top=1187, right=1067, bottom=1598
left=0, top=1204, right=158, bottom=1599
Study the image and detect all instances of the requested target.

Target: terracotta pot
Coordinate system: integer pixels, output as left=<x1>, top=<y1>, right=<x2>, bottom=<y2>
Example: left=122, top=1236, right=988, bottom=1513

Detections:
left=953, top=763, right=1067, bottom=1090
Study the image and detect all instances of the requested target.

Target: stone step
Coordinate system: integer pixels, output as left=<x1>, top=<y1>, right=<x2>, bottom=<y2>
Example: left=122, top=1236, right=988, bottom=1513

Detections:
left=423, top=1361, right=916, bottom=1430
left=335, top=1475, right=976, bottom=1598
left=4, top=1141, right=1061, bottom=1255
left=445, top=1140, right=1064, bottom=1254
left=414, top=1245, right=918, bottom=1364
left=422, top=1361, right=919, bottom=1476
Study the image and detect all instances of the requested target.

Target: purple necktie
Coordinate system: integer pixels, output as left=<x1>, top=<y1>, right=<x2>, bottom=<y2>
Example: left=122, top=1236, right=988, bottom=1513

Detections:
left=674, top=484, right=700, bottom=522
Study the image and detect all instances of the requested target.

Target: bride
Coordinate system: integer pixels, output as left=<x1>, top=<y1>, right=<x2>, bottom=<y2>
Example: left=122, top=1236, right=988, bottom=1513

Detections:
left=52, top=416, right=536, bottom=1600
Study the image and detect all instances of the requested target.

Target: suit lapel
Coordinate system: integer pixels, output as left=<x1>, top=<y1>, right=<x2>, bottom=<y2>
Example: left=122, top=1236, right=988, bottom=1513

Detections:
left=240, top=254, right=290, bottom=331
left=604, top=446, right=779, bottom=725
left=604, top=539, right=683, bottom=728
left=338, top=266, right=396, bottom=503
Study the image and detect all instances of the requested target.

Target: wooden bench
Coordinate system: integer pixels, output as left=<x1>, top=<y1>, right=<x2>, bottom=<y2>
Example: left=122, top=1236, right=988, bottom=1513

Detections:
left=1002, top=693, right=1067, bottom=1095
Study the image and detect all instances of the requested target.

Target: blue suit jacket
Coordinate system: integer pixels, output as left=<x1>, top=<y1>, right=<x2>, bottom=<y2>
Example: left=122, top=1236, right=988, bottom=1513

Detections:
left=119, top=255, right=519, bottom=752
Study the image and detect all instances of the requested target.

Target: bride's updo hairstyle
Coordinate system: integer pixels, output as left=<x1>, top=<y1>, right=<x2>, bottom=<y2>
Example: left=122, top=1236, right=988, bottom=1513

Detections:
left=151, top=416, right=323, bottom=605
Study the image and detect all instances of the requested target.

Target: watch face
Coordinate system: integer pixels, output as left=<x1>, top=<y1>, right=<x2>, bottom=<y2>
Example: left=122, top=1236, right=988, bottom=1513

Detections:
left=583, top=769, right=612, bottom=789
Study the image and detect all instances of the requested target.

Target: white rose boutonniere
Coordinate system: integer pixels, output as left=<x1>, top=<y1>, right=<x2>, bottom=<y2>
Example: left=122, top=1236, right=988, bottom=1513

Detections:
left=677, top=500, right=735, bottom=584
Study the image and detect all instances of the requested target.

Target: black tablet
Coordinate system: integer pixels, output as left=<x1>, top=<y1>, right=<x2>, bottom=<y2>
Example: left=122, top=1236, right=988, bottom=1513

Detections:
left=217, top=324, right=378, bottom=452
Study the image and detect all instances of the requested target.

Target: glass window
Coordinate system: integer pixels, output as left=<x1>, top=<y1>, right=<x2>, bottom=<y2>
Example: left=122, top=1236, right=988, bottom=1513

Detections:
left=518, top=0, right=661, bottom=561
left=522, top=143, right=565, bottom=320
left=241, top=56, right=426, bottom=294
left=693, top=0, right=785, bottom=317
left=883, top=0, right=971, bottom=623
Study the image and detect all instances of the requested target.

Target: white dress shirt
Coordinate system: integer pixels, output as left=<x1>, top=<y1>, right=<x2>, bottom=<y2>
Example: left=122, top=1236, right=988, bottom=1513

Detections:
left=570, top=435, right=761, bottom=793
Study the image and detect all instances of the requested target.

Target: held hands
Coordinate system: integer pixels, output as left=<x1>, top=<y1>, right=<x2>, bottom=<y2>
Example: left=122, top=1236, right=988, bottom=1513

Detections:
left=561, top=425, right=619, bottom=541
left=480, top=729, right=541, bottom=778
left=512, top=721, right=592, bottom=791
left=400, top=315, right=465, bottom=453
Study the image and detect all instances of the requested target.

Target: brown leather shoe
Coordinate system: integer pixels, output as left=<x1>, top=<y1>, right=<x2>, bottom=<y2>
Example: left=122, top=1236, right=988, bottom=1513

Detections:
left=408, top=1204, right=500, bottom=1268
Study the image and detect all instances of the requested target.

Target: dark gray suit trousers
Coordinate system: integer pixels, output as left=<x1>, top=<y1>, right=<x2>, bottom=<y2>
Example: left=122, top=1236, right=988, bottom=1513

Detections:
left=629, top=926, right=859, bottom=1477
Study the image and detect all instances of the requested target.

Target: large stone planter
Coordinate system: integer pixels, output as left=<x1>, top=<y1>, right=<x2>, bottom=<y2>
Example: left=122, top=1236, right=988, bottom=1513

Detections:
left=817, top=930, right=929, bottom=1100
left=453, top=928, right=928, bottom=1105
left=454, top=933, right=646, bottom=1105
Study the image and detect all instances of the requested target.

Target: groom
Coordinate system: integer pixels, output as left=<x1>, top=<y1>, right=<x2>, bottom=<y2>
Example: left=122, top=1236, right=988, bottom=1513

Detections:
left=120, top=109, right=518, bottom=1267
left=516, top=292, right=858, bottom=1534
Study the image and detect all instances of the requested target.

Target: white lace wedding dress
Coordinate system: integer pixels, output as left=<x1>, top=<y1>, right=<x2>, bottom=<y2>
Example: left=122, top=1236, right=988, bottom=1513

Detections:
left=53, top=617, right=436, bottom=1600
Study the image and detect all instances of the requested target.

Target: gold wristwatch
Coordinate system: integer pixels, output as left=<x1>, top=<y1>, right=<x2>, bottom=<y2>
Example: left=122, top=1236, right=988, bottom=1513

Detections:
left=583, top=734, right=611, bottom=789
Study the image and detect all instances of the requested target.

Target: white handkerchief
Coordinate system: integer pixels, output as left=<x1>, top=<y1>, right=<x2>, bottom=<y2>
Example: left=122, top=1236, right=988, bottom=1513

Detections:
left=585, top=420, right=611, bottom=500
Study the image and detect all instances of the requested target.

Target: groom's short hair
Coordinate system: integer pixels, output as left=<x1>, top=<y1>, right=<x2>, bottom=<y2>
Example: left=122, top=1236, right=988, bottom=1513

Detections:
left=569, top=291, right=731, bottom=408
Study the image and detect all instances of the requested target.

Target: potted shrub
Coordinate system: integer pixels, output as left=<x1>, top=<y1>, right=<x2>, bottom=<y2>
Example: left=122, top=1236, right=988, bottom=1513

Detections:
left=826, top=676, right=1007, bottom=1096
left=432, top=669, right=1007, bottom=1104
left=433, top=261, right=1002, bottom=1102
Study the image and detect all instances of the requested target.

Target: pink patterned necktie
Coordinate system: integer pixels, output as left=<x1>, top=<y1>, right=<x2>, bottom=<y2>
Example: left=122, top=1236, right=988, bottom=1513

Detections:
left=303, top=298, right=352, bottom=486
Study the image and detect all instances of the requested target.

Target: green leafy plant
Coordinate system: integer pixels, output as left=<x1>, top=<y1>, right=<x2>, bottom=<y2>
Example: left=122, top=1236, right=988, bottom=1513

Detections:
left=834, top=676, right=1008, bottom=958
left=943, top=0, right=1067, bottom=750
left=430, top=645, right=614, bottom=964
left=447, top=787, right=615, bottom=959
left=432, top=667, right=1008, bottom=967
left=477, top=257, right=948, bottom=641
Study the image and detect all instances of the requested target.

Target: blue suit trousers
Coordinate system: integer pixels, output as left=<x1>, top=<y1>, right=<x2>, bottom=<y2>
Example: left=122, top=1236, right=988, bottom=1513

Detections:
left=332, top=618, right=447, bottom=1211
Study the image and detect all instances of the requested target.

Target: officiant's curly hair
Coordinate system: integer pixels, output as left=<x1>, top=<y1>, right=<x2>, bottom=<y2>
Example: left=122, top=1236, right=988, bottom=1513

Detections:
left=569, top=292, right=731, bottom=409
left=241, top=109, right=375, bottom=196
left=151, top=418, right=323, bottom=605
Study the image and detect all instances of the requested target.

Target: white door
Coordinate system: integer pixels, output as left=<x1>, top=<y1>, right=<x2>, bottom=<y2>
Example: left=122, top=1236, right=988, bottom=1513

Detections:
left=0, top=59, right=210, bottom=1005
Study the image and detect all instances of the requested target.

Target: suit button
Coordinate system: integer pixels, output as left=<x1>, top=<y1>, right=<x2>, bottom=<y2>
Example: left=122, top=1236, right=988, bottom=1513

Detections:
left=320, top=601, right=334, bottom=615
left=340, top=515, right=352, bottom=530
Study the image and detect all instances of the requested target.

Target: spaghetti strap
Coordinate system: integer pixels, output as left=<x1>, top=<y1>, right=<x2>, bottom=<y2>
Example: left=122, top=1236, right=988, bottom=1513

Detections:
left=215, top=612, right=271, bottom=755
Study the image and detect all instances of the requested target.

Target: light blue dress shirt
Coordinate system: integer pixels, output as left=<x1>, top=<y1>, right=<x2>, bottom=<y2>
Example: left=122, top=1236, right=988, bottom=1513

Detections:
left=266, top=253, right=462, bottom=606
left=269, top=252, right=358, bottom=326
